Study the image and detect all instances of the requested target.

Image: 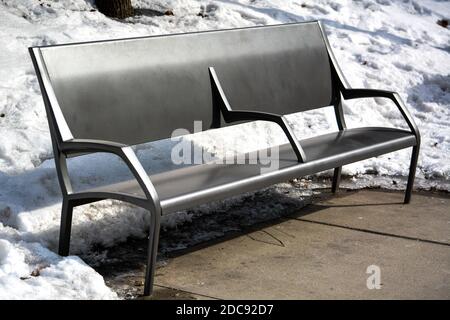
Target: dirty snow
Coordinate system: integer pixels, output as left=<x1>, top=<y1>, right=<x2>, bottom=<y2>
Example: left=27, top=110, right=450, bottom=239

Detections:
left=0, top=0, right=449, bottom=299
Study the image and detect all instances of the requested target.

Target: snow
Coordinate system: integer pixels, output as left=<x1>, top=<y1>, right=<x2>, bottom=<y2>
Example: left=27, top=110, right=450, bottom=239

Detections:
left=0, top=0, right=449, bottom=299
left=0, top=223, right=117, bottom=299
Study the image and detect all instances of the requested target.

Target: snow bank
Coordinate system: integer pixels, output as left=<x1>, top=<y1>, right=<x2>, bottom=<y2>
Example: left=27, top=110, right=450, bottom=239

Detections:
left=0, top=0, right=449, bottom=299
left=0, top=223, right=117, bottom=299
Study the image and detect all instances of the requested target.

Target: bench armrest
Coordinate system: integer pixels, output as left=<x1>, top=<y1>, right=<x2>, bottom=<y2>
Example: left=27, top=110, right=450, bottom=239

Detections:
left=342, top=88, right=420, bottom=145
left=222, top=110, right=307, bottom=163
left=61, top=139, right=128, bottom=153
left=60, top=139, right=161, bottom=211
left=209, top=67, right=307, bottom=163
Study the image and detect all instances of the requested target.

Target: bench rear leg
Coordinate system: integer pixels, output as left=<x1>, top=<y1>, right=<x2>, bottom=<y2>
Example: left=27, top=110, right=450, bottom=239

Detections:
left=143, top=209, right=161, bottom=296
left=404, top=146, right=419, bottom=204
left=58, top=198, right=74, bottom=256
left=332, top=167, right=342, bottom=193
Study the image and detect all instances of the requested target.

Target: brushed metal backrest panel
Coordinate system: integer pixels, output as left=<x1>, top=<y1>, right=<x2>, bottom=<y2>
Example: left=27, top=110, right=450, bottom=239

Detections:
left=40, top=22, right=333, bottom=145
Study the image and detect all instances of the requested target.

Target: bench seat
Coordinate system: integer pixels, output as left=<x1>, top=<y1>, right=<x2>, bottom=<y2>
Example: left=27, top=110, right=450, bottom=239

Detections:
left=85, top=127, right=416, bottom=213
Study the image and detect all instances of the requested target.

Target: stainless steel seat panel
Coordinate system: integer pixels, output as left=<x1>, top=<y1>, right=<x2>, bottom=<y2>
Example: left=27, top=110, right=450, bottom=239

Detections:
left=84, top=127, right=416, bottom=213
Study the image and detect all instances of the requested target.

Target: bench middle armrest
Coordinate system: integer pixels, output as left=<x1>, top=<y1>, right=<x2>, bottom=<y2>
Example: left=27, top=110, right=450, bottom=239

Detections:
left=209, top=67, right=307, bottom=163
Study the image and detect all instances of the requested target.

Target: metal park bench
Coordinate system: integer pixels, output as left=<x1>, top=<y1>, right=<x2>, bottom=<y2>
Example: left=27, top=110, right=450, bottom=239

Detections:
left=29, top=21, right=420, bottom=296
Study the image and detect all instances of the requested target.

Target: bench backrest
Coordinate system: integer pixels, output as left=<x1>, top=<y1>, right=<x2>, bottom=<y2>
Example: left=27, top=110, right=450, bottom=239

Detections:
left=33, top=22, right=336, bottom=145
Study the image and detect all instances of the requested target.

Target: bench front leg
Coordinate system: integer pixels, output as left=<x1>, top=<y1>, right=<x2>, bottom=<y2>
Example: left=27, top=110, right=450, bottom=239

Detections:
left=144, top=206, right=161, bottom=296
left=331, top=167, right=342, bottom=194
left=405, top=146, right=420, bottom=204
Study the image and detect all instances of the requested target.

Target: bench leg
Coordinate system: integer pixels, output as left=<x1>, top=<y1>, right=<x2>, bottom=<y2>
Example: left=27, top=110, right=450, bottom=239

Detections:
left=143, top=209, right=161, bottom=296
left=404, top=146, right=419, bottom=204
left=332, top=167, right=342, bottom=193
left=58, top=198, right=74, bottom=256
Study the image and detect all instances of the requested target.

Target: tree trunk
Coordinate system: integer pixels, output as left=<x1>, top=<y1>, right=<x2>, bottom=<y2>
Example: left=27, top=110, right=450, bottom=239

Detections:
left=96, top=0, right=134, bottom=19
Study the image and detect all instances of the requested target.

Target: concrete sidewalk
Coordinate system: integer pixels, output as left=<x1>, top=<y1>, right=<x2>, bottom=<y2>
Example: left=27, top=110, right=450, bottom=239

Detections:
left=149, top=190, right=450, bottom=299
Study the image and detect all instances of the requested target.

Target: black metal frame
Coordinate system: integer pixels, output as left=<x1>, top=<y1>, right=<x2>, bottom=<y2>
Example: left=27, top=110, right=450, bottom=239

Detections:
left=29, top=21, right=420, bottom=297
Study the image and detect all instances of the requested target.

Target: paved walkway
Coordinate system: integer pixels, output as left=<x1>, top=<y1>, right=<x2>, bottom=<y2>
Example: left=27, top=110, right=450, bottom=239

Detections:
left=149, top=190, right=450, bottom=299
